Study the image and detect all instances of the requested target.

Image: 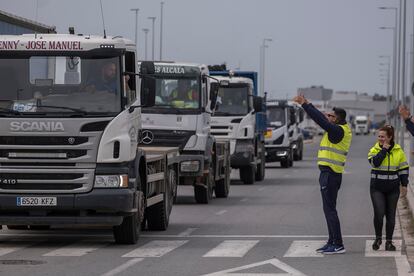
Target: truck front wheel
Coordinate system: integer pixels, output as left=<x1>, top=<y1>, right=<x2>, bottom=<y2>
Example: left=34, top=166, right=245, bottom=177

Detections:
left=194, top=164, right=214, bottom=204
left=113, top=211, right=141, bottom=244
left=240, top=165, right=255, bottom=184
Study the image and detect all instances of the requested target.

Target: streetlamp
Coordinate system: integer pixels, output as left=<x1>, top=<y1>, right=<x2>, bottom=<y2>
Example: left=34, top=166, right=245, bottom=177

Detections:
left=379, top=56, right=391, bottom=123
left=148, top=16, right=156, bottom=61
left=260, top=38, right=272, bottom=97
left=130, top=8, right=139, bottom=50
left=142, top=28, right=149, bottom=60
left=160, top=2, right=165, bottom=60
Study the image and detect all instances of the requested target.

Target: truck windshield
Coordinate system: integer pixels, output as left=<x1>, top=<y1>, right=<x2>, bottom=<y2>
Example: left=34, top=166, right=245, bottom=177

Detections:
left=0, top=55, right=122, bottom=116
left=356, top=120, right=367, bottom=124
left=266, top=107, right=286, bottom=127
left=214, top=86, right=249, bottom=116
left=144, top=77, right=200, bottom=114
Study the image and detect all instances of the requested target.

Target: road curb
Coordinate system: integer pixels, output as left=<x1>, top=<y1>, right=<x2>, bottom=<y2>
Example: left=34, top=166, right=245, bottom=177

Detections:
left=399, top=168, right=414, bottom=270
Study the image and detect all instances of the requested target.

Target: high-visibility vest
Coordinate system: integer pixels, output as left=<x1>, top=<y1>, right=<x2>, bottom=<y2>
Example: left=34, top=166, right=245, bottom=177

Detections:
left=368, top=142, right=409, bottom=177
left=317, top=124, right=352, bottom=173
left=172, top=89, right=194, bottom=100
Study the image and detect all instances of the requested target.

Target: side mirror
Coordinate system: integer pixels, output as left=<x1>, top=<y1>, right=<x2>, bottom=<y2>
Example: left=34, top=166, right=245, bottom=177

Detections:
left=253, top=96, right=263, bottom=113
left=140, top=61, right=156, bottom=107
left=209, top=82, right=219, bottom=110
left=299, top=109, right=304, bottom=122
left=289, top=109, right=296, bottom=125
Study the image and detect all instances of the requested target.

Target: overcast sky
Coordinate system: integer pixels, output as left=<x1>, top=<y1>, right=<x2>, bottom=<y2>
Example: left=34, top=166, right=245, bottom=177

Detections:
left=0, top=0, right=411, bottom=99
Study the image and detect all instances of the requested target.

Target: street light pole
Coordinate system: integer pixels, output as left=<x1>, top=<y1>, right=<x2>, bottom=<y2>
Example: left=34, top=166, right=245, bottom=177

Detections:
left=142, top=28, right=149, bottom=60
left=130, top=8, right=139, bottom=51
left=379, top=7, right=399, bottom=130
left=160, top=2, right=164, bottom=60
left=398, top=0, right=407, bottom=148
left=260, top=38, right=272, bottom=97
left=380, top=56, right=391, bottom=123
left=148, top=17, right=156, bottom=61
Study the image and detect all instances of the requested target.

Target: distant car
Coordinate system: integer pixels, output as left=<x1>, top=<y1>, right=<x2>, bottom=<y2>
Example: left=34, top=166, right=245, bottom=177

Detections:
left=301, top=128, right=313, bottom=140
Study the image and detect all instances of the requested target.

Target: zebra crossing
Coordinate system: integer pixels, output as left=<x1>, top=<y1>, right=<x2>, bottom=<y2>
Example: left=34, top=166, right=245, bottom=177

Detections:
left=0, top=237, right=405, bottom=259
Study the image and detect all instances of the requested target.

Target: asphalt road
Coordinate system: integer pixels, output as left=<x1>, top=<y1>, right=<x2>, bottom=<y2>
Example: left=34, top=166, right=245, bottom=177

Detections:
left=0, top=134, right=411, bottom=276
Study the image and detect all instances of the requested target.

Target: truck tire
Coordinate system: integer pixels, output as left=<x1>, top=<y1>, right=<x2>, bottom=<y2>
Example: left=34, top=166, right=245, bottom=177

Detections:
left=281, top=151, right=293, bottom=168
left=113, top=212, right=141, bottom=244
left=147, top=167, right=176, bottom=230
left=240, top=165, right=255, bottom=184
left=255, top=148, right=265, bottom=181
left=194, top=164, right=214, bottom=204
left=215, top=162, right=230, bottom=198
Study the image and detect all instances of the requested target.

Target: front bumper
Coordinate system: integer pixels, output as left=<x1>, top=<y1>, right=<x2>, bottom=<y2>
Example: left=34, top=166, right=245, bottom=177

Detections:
left=176, top=154, right=205, bottom=177
left=0, top=188, right=137, bottom=226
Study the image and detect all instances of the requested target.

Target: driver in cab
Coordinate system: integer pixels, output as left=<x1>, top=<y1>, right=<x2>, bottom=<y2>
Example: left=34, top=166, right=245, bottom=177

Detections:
left=170, top=80, right=198, bottom=108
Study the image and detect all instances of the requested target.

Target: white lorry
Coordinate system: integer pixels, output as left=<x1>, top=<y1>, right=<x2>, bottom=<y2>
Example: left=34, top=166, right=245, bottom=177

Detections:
left=0, top=33, right=180, bottom=244
left=140, top=62, right=231, bottom=204
left=354, top=115, right=370, bottom=135
left=265, top=100, right=304, bottom=168
left=209, top=70, right=266, bottom=185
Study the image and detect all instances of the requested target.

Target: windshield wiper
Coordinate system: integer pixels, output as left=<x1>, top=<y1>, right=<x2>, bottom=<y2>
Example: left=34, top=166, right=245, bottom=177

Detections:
left=37, top=105, right=87, bottom=114
left=0, top=107, right=22, bottom=115
left=148, top=104, right=184, bottom=114
left=213, top=111, right=238, bottom=116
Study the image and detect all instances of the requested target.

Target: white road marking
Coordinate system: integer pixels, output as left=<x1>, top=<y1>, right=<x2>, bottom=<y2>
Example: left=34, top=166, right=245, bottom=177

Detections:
left=283, top=175, right=291, bottom=178
left=203, top=240, right=259, bottom=258
left=258, top=187, right=266, bottom=191
left=395, top=256, right=414, bottom=275
left=43, top=241, right=105, bottom=257
left=215, top=210, right=228, bottom=216
left=200, top=257, right=307, bottom=276
left=365, top=240, right=402, bottom=257
left=240, top=198, right=249, bottom=202
left=122, top=240, right=188, bottom=258
left=141, top=234, right=383, bottom=239
left=0, top=242, right=36, bottom=256
left=178, top=228, right=198, bottom=237
left=284, top=240, right=325, bottom=257
left=100, top=258, right=144, bottom=276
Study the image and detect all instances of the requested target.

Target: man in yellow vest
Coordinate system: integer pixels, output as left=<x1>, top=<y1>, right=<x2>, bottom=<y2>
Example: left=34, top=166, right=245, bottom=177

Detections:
left=293, top=94, right=352, bottom=255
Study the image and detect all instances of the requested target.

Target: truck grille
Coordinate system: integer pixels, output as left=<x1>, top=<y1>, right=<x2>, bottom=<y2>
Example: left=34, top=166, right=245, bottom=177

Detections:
left=0, top=133, right=101, bottom=194
left=211, top=125, right=232, bottom=137
left=139, top=129, right=194, bottom=150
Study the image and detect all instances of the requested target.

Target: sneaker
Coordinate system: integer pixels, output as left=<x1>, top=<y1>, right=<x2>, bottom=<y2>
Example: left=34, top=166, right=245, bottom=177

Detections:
left=316, top=243, right=332, bottom=253
left=372, top=238, right=382, bottom=251
left=322, top=244, right=346, bottom=255
left=385, top=241, right=396, bottom=251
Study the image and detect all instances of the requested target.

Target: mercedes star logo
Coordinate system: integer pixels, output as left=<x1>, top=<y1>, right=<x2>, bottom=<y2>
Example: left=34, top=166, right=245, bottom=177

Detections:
left=141, top=130, right=154, bottom=145
left=68, top=137, right=76, bottom=145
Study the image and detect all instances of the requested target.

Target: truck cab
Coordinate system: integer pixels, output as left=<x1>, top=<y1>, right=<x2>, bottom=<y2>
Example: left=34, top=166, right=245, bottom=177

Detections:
left=209, top=71, right=266, bottom=184
left=140, top=62, right=230, bottom=204
left=265, top=100, right=304, bottom=168
left=354, top=115, right=370, bottom=135
left=0, top=34, right=179, bottom=244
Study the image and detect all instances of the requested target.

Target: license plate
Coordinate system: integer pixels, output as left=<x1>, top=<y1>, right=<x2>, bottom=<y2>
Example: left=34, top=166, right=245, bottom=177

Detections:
left=17, top=197, right=57, bottom=206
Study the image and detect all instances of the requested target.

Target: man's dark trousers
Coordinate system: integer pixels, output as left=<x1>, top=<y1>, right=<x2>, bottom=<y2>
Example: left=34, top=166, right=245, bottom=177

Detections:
left=319, top=169, right=343, bottom=245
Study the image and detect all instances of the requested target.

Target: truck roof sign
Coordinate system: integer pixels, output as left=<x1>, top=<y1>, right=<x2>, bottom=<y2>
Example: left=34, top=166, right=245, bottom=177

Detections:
left=154, top=65, right=200, bottom=76
left=0, top=40, right=83, bottom=51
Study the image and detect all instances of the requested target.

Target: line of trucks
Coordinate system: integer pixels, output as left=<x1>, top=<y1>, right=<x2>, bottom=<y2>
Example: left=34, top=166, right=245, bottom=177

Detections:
left=0, top=33, right=305, bottom=244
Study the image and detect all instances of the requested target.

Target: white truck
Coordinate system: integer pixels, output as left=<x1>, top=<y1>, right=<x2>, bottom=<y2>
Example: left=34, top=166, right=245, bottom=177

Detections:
left=265, top=100, right=304, bottom=168
left=354, top=115, right=370, bottom=135
left=209, top=70, right=266, bottom=185
left=0, top=33, right=180, bottom=244
left=140, top=62, right=231, bottom=204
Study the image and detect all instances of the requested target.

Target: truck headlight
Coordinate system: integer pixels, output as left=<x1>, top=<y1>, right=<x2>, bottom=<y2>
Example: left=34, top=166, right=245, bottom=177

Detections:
left=181, top=161, right=200, bottom=172
left=277, top=151, right=288, bottom=157
left=95, top=175, right=128, bottom=188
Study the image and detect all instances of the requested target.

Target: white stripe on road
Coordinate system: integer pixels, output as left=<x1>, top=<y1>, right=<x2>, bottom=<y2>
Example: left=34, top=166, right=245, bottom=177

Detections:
left=122, top=240, right=188, bottom=258
left=100, top=258, right=143, bottom=276
left=395, top=256, right=414, bottom=275
left=203, top=240, right=259, bottom=257
left=0, top=242, right=36, bottom=256
left=43, top=241, right=106, bottom=257
left=258, top=187, right=266, bottom=191
left=240, top=198, right=249, bottom=202
left=284, top=240, right=325, bottom=257
left=365, top=240, right=402, bottom=257
left=178, top=228, right=198, bottom=237
left=215, top=210, right=228, bottom=216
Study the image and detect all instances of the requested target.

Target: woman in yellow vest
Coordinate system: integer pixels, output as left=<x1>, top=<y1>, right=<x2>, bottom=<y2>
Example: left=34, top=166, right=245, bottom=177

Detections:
left=368, top=125, right=408, bottom=251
